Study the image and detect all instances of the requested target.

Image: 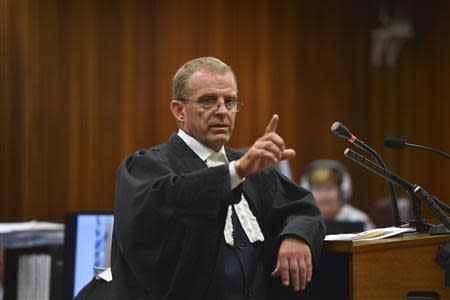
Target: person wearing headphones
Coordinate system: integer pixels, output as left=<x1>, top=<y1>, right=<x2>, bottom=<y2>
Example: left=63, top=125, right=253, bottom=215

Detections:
left=300, top=160, right=375, bottom=231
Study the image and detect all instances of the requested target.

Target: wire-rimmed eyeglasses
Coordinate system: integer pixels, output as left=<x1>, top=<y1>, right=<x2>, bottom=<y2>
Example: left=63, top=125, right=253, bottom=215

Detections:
left=179, top=97, right=244, bottom=112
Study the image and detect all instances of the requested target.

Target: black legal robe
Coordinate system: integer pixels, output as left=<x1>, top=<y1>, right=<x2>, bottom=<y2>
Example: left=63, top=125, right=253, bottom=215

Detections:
left=111, top=134, right=325, bottom=300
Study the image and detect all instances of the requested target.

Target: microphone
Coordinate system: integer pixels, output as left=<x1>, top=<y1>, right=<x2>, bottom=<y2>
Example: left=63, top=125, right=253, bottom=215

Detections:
left=384, top=137, right=450, bottom=160
left=331, top=122, right=389, bottom=162
left=331, top=122, right=402, bottom=227
left=384, top=137, right=406, bottom=149
left=330, top=121, right=353, bottom=140
left=344, top=148, right=450, bottom=233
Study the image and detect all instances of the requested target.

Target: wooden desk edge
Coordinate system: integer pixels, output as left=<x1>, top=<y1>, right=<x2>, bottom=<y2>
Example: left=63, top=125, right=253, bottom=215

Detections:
left=324, top=232, right=450, bottom=253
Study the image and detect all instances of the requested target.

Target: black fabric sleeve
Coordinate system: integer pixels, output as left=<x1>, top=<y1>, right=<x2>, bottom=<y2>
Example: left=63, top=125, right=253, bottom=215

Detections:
left=262, top=168, right=326, bottom=267
left=116, top=149, right=233, bottom=220
left=113, top=149, right=233, bottom=298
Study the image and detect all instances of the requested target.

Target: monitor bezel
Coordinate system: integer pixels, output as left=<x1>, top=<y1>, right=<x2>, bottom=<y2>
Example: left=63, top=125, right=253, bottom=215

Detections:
left=63, top=211, right=113, bottom=299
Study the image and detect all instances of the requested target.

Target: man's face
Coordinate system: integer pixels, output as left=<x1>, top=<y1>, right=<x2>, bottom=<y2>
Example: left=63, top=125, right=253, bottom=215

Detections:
left=178, top=68, right=237, bottom=151
left=311, top=181, right=342, bottom=220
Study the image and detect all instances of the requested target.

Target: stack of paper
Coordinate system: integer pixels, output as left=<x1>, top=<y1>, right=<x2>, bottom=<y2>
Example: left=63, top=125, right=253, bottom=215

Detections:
left=325, top=226, right=416, bottom=242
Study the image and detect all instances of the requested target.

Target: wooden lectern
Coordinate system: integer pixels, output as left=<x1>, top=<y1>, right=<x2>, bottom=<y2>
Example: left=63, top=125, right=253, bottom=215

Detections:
left=306, top=233, right=450, bottom=299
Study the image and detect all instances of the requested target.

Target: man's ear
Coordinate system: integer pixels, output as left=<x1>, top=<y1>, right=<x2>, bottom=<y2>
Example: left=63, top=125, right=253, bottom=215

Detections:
left=170, top=100, right=185, bottom=123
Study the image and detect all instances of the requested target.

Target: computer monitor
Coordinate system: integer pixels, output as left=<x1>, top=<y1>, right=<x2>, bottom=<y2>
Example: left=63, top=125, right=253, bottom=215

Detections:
left=63, top=212, right=114, bottom=299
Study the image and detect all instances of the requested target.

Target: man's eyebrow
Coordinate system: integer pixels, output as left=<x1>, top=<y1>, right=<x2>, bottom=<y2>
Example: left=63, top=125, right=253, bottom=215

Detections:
left=198, top=92, right=237, bottom=99
left=198, top=92, right=216, bottom=98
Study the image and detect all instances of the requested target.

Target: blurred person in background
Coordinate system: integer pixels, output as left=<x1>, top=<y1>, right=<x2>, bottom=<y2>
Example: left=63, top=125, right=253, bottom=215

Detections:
left=371, top=196, right=414, bottom=228
left=300, top=160, right=375, bottom=232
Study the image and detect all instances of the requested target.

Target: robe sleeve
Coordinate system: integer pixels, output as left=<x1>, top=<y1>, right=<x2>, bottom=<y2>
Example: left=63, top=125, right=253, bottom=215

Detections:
left=262, top=168, right=326, bottom=266
left=113, top=148, right=233, bottom=297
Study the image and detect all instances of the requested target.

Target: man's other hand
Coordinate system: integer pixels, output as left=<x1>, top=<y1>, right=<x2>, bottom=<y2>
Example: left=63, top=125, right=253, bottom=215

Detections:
left=271, top=237, right=313, bottom=292
left=235, top=114, right=295, bottom=178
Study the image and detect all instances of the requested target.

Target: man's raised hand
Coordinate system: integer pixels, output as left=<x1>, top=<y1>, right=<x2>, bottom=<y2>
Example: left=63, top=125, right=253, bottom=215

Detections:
left=235, top=114, right=296, bottom=178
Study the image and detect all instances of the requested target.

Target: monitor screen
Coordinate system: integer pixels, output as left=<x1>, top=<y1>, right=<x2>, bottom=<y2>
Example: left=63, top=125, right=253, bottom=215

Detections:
left=64, top=212, right=114, bottom=299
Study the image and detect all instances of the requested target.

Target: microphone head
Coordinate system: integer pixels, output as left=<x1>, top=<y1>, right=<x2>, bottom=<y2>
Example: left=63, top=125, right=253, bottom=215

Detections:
left=331, top=121, right=352, bottom=140
left=384, top=137, right=406, bottom=149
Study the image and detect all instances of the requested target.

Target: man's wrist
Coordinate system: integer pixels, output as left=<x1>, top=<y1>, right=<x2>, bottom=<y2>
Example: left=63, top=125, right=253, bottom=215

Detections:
left=235, top=159, right=245, bottom=179
left=229, top=161, right=244, bottom=189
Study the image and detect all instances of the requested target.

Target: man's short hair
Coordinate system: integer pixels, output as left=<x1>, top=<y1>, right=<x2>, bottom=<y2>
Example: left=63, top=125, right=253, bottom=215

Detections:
left=172, top=57, right=237, bottom=100
left=309, top=168, right=343, bottom=186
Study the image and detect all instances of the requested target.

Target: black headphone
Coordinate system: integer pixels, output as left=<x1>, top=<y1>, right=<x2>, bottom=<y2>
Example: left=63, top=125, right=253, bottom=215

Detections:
left=299, top=159, right=352, bottom=203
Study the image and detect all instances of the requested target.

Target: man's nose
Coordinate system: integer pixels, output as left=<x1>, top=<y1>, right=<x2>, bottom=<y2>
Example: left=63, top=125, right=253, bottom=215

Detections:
left=215, top=99, right=229, bottom=113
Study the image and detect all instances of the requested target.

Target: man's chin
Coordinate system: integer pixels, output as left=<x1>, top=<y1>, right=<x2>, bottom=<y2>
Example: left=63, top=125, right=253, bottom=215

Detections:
left=207, top=134, right=230, bottom=149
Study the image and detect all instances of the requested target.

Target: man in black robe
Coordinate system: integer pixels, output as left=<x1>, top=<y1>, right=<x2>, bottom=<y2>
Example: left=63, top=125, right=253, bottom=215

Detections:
left=112, top=57, right=325, bottom=300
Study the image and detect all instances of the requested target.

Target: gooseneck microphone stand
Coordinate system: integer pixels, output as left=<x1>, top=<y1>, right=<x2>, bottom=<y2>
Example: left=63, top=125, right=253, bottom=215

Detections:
left=384, top=137, right=450, bottom=231
left=332, top=122, right=402, bottom=227
left=344, top=148, right=450, bottom=234
left=384, top=137, right=450, bottom=161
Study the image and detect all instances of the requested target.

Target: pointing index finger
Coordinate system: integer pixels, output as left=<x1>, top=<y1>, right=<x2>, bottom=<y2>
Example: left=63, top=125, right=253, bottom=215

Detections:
left=265, top=114, right=279, bottom=134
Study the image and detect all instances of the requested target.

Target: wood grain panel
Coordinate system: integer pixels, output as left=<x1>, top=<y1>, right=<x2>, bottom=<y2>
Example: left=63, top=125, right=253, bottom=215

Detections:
left=352, top=242, right=447, bottom=298
left=369, top=0, right=450, bottom=221
left=1, top=0, right=448, bottom=225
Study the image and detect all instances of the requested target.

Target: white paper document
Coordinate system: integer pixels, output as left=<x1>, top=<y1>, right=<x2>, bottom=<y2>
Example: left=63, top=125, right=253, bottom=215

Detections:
left=325, top=226, right=416, bottom=242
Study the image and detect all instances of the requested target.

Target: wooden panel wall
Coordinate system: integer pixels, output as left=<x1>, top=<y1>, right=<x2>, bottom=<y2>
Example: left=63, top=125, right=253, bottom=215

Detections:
left=1, top=0, right=449, bottom=223
left=369, top=0, right=450, bottom=220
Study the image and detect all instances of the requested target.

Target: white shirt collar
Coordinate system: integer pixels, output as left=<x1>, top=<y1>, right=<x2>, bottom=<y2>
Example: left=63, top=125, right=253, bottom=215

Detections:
left=177, top=129, right=228, bottom=162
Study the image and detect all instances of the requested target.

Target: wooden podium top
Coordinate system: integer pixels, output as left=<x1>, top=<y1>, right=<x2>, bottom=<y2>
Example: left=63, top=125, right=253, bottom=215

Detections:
left=325, top=232, right=450, bottom=254
left=314, top=232, right=450, bottom=299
